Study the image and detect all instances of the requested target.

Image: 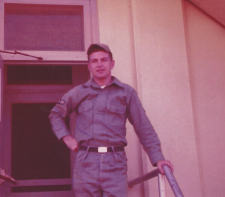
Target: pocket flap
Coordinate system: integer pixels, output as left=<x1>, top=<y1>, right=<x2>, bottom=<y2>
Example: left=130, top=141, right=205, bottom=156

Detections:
left=107, top=103, right=126, bottom=114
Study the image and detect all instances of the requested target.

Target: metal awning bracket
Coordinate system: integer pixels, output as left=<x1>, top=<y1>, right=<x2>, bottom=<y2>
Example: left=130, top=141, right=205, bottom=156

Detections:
left=0, top=50, right=43, bottom=60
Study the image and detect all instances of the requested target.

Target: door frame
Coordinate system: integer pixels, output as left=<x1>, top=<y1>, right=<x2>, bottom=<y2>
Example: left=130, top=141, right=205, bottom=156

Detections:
left=1, top=61, right=89, bottom=197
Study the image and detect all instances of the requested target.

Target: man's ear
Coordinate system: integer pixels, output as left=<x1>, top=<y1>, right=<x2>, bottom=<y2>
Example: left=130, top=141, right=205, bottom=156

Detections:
left=111, top=60, right=115, bottom=69
left=87, top=63, right=91, bottom=71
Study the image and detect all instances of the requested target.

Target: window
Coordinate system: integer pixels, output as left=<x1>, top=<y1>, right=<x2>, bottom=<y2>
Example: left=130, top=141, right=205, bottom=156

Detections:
left=5, top=4, right=84, bottom=51
left=7, top=65, right=73, bottom=85
left=0, top=0, right=98, bottom=61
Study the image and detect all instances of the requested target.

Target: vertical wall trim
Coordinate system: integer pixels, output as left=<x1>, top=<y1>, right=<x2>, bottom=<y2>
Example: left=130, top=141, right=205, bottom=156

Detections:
left=129, top=0, right=142, bottom=97
left=128, top=0, right=138, bottom=91
left=129, top=1, right=150, bottom=197
left=90, top=0, right=100, bottom=43
left=181, top=1, right=207, bottom=197
left=0, top=1, right=4, bottom=50
left=0, top=55, right=3, bottom=196
left=0, top=68, right=1, bottom=123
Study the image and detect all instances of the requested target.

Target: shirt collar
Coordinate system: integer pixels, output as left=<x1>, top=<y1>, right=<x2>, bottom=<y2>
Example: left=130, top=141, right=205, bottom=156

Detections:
left=83, top=76, right=124, bottom=89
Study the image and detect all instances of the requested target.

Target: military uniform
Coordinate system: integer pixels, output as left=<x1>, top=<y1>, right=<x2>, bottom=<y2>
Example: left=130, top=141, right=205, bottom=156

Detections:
left=49, top=77, right=164, bottom=196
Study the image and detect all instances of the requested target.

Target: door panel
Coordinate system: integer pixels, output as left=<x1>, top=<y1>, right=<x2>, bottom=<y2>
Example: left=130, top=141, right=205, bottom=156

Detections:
left=11, top=103, right=70, bottom=181
left=3, top=94, right=73, bottom=197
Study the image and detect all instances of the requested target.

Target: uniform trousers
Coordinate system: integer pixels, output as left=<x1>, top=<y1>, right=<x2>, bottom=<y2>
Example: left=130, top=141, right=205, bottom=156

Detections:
left=73, top=150, right=127, bottom=197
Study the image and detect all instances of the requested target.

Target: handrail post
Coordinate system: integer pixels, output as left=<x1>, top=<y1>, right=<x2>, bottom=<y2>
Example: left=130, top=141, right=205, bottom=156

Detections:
left=158, top=173, right=166, bottom=197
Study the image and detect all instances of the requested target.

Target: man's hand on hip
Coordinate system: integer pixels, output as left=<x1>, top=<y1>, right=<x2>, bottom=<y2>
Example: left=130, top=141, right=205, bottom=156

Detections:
left=157, top=160, right=174, bottom=174
left=62, top=135, right=78, bottom=151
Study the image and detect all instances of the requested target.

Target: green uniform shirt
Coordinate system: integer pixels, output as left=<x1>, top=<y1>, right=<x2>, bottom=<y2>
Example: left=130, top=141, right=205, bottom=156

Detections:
left=49, top=77, right=164, bottom=165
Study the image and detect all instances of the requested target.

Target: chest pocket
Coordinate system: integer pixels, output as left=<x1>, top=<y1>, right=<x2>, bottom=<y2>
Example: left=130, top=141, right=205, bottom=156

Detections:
left=105, top=103, right=126, bottom=128
left=77, top=101, right=92, bottom=129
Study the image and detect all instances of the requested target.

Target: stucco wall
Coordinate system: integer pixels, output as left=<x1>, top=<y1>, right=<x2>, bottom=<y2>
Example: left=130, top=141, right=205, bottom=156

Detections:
left=184, top=2, right=225, bottom=197
left=97, top=0, right=202, bottom=196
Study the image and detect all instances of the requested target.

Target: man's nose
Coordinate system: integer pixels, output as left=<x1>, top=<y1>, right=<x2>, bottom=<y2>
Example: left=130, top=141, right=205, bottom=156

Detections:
left=97, top=61, right=102, bottom=67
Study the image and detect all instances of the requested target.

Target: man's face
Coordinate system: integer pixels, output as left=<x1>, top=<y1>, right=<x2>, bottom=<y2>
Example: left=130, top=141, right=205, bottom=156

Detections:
left=88, top=51, right=115, bottom=81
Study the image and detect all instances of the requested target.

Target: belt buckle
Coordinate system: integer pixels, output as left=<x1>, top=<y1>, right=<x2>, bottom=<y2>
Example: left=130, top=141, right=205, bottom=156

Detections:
left=98, top=147, right=107, bottom=153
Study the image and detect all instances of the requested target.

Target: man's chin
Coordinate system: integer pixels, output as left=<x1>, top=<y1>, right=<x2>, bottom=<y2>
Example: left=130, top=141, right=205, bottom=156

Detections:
left=94, top=75, right=111, bottom=81
left=95, top=74, right=106, bottom=79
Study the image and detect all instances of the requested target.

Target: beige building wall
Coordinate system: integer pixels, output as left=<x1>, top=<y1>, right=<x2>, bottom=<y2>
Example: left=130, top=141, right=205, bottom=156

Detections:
left=97, top=0, right=202, bottom=196
left=0, top=0, right=224, bottom=196
left=184, top=2, right=225, bottom=197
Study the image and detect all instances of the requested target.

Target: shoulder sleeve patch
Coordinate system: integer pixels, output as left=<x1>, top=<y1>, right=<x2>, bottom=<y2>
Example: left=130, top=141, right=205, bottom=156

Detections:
left=57, top=99, right=66, bottom=105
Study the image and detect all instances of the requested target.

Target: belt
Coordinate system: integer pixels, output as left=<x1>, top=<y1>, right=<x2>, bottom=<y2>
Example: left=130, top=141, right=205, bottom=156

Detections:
left=79, top=146, right=124, bottom=153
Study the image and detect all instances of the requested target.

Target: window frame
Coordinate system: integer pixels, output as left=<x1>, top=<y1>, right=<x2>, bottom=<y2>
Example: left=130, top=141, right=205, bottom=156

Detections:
left=3, top=60, right=90, bottom=94
left=0, top=0, right=99, bottom=61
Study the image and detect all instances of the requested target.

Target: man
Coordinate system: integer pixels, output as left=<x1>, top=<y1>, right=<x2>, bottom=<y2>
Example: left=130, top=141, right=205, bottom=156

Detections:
left=49, top=43, right=173, bottom=197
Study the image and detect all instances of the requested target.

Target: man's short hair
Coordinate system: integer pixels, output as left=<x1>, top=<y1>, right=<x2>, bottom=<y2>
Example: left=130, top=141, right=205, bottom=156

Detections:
left=87, top=43, right=113, bottom=61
